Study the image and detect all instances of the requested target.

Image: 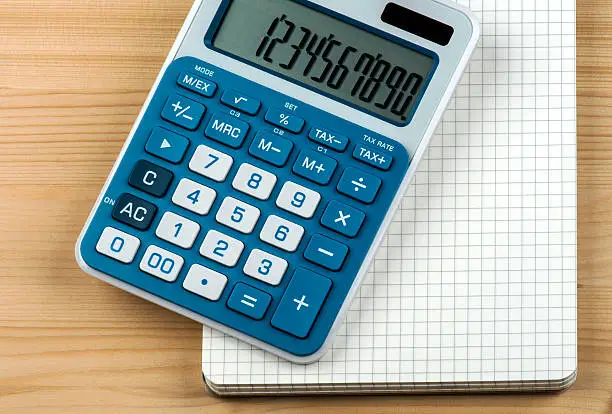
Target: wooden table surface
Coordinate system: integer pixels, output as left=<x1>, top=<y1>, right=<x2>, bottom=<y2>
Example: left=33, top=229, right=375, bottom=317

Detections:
left=1, top=1, right=610, bottom=413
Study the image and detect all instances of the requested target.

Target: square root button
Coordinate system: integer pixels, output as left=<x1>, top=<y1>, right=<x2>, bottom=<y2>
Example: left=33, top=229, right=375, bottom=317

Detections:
left=271, top=268, right=332, bottom=339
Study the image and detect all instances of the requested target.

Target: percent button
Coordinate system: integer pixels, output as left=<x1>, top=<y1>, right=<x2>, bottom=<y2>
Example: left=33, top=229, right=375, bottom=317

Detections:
left=265, top=108, right=305, bottom=133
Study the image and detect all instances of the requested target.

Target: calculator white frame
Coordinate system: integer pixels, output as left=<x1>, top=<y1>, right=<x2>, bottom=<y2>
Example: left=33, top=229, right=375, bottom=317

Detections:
left=77, top=0, right=479, bottom=364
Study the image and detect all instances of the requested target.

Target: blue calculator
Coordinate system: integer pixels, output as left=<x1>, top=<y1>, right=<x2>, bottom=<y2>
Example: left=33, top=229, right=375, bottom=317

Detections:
left=77, top=0, right=478, bottom=363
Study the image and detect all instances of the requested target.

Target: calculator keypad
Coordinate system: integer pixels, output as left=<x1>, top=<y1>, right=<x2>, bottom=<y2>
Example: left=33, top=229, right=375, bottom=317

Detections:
left=81, top=57, right=410, bottom=358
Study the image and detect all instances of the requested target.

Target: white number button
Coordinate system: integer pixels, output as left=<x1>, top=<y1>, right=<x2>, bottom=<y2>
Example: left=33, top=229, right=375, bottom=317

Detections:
left=260, top=215, right=304, bottom=252
left=276, top=181, right=321, bottom=219
left=96, top=227, right=140, bottom=263
left=199, top=230, right=245, bottom=267
left=155, top=212, right=200, bottom=249
left=232, top=163, right=277, bottom=200
left=172, top=178, right=217, bottom=215
left=182, top=264, right=228, bottom=301
left=243, top=249, right=288, bottom=286
left=189, top=145, right=233, bottom=182
left=139, top=245, right=184, bottom=282
left=216, top=197, right=261, bottom=234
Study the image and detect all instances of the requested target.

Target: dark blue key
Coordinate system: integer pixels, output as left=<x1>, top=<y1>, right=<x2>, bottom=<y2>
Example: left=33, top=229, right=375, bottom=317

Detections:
left=112, top=193, right=157, bottom=231
left=353, top=144, right=393, bottom=171
left=128, top=160, right=173, bottom=197
left=248, top=131, right=294, bottom=167
left=205, top=113, right=250, bottom=148
left=221, top=90, right=261, bottom=115
left=271, top=268, right=332, bottom=339
left=320, top=201, right=366, bottom=238
left=177, top=72, right=217, bottom=97
left=265, top=108, right=305, bottom=133
left=304, top=235, right=349, bottom=271
left=337, top=167, right=382, bottom=204
left=227, top=283, right=272, bottom=320
left=145, top=127, right=190, bottom=164
left=308, top=127, right=349, bottom=152
left=161, top=94, right=206, bottom=131
left=292, top=150, right=337, bottom=185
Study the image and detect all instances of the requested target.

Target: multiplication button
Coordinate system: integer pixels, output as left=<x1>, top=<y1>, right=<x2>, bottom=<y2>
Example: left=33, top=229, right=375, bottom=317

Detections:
left=320, top=201, right=366, bottom=238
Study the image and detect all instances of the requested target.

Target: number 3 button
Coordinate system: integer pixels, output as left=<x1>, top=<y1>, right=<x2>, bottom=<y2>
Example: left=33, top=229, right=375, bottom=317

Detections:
left=243, top=249, right=288, bottom=286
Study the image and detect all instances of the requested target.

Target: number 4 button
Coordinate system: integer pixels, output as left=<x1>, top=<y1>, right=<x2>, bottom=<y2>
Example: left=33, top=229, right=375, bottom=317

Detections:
left=172, top=178, right=217, bottom=216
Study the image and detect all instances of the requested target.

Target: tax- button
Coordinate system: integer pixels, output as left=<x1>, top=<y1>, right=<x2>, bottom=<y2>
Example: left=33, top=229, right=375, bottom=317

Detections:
left=161, top=94, right=206, bottom=131
left=353, top=144, right=393, bottom=171
left=128, top=160, right=174, bottom=197
left=320, top=201, right=366, bottom=238
left=205, top=113, right=250, bottom=148
left=337, top=167, right=382, bottom=204
left=271, top=268, right=332, bottom=339
left=145, top=127, right=190, bottom=164
left=308, top=127, right=349, bottom=152
left=249, top=131, right=294, bottom=167
left=221, top=90, right=261, bottom=115
left=112, top=193, right=157, bottom=231
left=227, top=283, right=272, bottom=320
left=292, top=150, right=338, bottom=185
left=265, top=108, right=305, bottom=133
left=304, top=235, right=349, bottom=271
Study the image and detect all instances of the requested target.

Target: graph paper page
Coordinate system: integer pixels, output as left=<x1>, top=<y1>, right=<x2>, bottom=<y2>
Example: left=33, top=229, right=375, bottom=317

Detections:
left=203, top=0, right=577, bottom=386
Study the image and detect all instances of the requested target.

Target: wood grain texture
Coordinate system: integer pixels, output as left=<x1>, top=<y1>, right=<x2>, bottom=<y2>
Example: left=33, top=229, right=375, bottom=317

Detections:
left=0, top=0, right=609, bottom=412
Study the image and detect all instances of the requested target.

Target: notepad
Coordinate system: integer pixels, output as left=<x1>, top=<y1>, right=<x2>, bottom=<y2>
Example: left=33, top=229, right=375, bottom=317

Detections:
left=201, top=0, right=578, bottom=395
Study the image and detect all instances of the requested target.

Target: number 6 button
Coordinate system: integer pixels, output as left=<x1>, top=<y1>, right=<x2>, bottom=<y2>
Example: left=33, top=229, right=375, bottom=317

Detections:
left=260, top=215, right=305, bottom=252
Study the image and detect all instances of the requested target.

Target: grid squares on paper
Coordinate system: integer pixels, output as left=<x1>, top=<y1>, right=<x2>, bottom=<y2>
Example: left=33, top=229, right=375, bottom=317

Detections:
left=202, top=0, right=577, bottom=388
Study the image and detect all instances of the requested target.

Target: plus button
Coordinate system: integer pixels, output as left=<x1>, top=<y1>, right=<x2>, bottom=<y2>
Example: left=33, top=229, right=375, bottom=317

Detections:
left=293, top=295, right=309, bottom=311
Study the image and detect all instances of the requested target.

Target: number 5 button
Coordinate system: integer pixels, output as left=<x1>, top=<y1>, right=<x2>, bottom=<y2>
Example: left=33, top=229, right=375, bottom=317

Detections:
left=276, top=181, right=321, bottom=219
left=216, top=197, right=261, bottom=234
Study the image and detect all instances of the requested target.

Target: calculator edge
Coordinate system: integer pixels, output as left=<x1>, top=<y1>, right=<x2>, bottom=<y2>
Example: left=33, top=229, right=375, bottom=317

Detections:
left=76, top=0, right=481, bottom=364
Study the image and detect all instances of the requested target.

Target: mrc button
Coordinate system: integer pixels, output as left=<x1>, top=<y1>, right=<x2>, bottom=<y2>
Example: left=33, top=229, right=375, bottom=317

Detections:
left=112, top=193, right=158, bottom=231
left=352, top=144, right=393, bottom=171
left=205, top=113, right=250, bottom=148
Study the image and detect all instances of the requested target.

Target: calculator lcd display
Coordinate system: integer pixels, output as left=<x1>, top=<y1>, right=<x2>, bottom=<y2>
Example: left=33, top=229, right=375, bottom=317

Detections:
left=211, top=0, right=436, bottom=125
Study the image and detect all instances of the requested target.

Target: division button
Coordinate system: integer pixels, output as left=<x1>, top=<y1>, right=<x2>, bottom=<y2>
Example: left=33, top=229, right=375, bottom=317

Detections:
left=271, top=268, right=332, bottom=339
left=336, top=167, right=382, bottom=204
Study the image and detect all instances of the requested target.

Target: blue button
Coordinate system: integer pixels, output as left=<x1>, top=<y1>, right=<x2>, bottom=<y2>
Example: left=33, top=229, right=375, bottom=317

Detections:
left=320, top=201, right=366, bottom=238
left=145, top=127, right=190, bottom=164
left=161, top=94, right=206, bottom=131
left=221, top=90, right=261, bottom=115
left=177, top=72, right=217, bottom=97
left=227, top=283, right=272, bottom=320
left=249, top=131, right=294, bottom=167
left=304, top=235, right=349, bottom=271
left=271, top=268, right=332, bottom=339
left=205, top=113, right=250, bottom=148
left=353, top=144, right=393, bottom=171
left=265, top=108, right=305, bottom=133
left=337, top=167, right=382, bottom=204
left=308, top=127, right=349, bottom=152
left=292, top=151, right=337, bottom=185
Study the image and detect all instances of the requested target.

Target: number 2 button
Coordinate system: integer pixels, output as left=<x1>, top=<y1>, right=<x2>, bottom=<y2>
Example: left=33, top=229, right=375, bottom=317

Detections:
left=200, top=230, right=245, bottom=267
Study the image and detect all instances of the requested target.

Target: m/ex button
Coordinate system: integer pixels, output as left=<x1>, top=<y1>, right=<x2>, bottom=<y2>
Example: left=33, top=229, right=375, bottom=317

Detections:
left=271, top=268, right=332, bottom=339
